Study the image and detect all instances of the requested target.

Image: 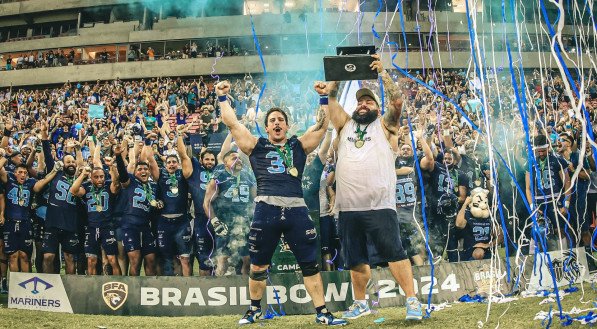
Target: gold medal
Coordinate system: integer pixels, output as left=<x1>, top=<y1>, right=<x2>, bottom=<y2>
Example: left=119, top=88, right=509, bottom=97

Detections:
left=288, top=167, right=299, bottom=177
left=96, top=205, right=103, bottom=212
left=355, top=140, right=365, bottom=148
left=18, top=200, right=24, bottom=206
left=474, top=180, right=481, bottom=187
left=232, top=188, right=239, bottom=197
left=171, top=187, right=179, bottom=195
left=150, top=200, right=158, bottom=207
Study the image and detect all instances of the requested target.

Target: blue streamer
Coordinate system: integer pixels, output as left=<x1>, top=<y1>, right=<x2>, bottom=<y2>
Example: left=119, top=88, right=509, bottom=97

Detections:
left=542, top=305, right=553, bottom=329
left=371, top=0, right=383, bottom=39
left=370, top=0, right=386, bottom=114
left=264, top=272, right=286, bottom=319
left=397, top=0, right=408, bottom=68
left=406, top=118, right=434, bottom=318
left=458, top=294, right=486, bottom=303
left=248, top=14, right=266, bottom=137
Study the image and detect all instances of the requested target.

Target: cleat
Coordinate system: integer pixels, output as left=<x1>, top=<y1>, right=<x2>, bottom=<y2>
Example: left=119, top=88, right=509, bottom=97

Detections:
left=405, top=297, right=423, bottom=321
left=239, top=307, right=262, bottom=325
left=316, top=311, right=348, bottom=326
left=342, top=301, right=371, bottom=319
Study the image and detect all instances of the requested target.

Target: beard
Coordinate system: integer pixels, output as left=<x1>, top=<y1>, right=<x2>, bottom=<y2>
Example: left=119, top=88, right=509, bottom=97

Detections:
left=352, top=108, right=378, bottom=125
left=65, top=165, right=76, bottom=176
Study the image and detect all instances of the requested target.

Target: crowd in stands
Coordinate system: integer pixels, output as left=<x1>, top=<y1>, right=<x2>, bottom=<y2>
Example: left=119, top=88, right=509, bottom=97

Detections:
left=1, top=42, right=248, bottom=71
left=0, top=66, right=596, bottom=289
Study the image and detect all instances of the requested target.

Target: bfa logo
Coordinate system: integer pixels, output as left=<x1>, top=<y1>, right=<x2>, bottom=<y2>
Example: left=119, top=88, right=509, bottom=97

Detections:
left=18, top=277, right=53, bottom=294
left=102, top=282, right=128, bottom=311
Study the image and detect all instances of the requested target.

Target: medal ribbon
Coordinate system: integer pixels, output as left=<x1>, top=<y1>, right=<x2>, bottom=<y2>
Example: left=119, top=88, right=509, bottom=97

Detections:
left=91, top=185, right=102, bottom=208
left=17, top=183, right=24, bottom=205
left=449, top=168, right=459, bottom=191
left=168, top=173, right=178, bottom=187
left=355, top=123, right=371, bottom=142
left=274, top=143, right=294, bottom=171
left=142, top=182, right=154, bottom=202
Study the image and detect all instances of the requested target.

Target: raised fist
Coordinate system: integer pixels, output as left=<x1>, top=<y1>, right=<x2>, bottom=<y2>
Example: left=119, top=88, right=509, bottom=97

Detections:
left=83, top=166, right=92, bottom=175
left=314, top=81, right=338, bottom=96
left=215, top=81, right=231, bottom=97
left=104, top=156, right=113, bottom=167
left=54, top=161, right=64, bottom=172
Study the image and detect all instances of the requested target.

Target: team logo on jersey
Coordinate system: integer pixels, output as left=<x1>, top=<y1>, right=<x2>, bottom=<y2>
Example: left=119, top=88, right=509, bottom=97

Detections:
left=102, top=281, right=128, bottom=311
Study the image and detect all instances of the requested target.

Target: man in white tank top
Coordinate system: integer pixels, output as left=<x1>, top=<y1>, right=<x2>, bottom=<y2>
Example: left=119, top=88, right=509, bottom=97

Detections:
left=314, top=54, right=422, bottom=321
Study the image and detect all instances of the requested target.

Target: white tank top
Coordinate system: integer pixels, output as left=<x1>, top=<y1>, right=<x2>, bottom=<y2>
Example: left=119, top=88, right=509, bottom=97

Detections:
left=335, top=118, right=398, bottom=212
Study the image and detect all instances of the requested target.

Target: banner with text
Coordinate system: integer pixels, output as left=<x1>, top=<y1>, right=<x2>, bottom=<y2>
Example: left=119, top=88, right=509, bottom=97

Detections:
left=8, top=249, right=589, bottom=316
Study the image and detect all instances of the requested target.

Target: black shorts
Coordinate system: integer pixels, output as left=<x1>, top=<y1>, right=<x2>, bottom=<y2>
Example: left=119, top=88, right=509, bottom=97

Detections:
left=248, top=202, right=317, bottom=266
left=338, top=209, right=408, bottom=269
left=41, top=227, right=81, bottom=255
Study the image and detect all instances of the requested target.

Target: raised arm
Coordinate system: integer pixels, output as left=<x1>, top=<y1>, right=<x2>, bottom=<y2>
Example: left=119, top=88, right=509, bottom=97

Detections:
left=33, top=163, right=60, bottom=193
left=176, top=126, right=193, bottom=179
left=203, top=179, right=218, bottom=219
left=143, top=134, right=160, bottom=181
left=417, top=131, right=435, bottom=172
left=315, top=81, right=350, bottom=133
left=112, top=144, right=131, bottom=193
left=1, top=120, right=13, bottom=150
left=455, top=196, right=471, bottom=229
left=374, top=55, right=402, bottom=135
left=41, top=138, right=54, bottom=174
left=217, top=132, right=234, bottom=164
left=69, top=166, right=90, bottom=197
left=0, top=150, right=8, bottom=184
left=215, top=81, right=258, bottom=155
left=317, top=127, right=333, bottom=163
left=298, top=103, right=329, bottom=154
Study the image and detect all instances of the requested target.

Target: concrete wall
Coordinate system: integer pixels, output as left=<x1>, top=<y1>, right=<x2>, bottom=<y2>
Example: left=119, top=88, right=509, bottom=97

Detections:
left=0, top=11, right=583, bottom=53
left=1, top=51, right=593, bottom=88
left=0, top=0, right=139, bottom=17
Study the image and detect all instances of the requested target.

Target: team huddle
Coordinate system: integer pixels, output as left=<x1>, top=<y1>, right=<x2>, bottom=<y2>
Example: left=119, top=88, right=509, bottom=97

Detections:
left=0, top=56, right=427, bottom=326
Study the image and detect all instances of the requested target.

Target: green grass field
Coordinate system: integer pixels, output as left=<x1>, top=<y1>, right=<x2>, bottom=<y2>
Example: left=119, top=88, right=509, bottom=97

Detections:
left=1, top=285, right=596, bottom=328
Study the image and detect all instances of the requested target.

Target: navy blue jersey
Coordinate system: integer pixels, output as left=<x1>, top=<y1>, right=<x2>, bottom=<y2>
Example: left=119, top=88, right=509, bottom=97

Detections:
left=427, top=161, right=466, bottom=203
left=81, top=181, right=114, bottom=228
left=4, top=173, right=36, bottom=220
left=119, top=173, right=158, bottom=226
left=528, top=154, right=568, bottom=200
left=45, top=172, right=81, bottom=232
left=212, top=167, right=256, bottom=217
left=188, top=158, right=214, bottom=217
left=462, top=210, right=492, bottom=248
left=249, top=136, right=306, bottom=198
left=157, top=168, right=189, bottom=215
left=395, top=156, right=419, bottom=209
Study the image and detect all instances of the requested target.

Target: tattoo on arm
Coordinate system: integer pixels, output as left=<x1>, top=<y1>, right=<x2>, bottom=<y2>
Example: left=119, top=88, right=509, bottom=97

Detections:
left=381, top=71, right=401, bottom=103
left=312, top=107, right=327, bottom=132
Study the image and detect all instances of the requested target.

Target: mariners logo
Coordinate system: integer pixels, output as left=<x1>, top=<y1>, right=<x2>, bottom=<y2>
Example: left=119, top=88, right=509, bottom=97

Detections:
left=102, top=282, right=128, bottom=311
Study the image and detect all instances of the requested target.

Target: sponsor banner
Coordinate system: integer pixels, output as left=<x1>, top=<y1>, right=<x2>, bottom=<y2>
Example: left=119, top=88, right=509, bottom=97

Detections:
left=8, top=272, right=73, bottom=313
left=526, top=247, right=589, bottom=291
left=12, top=252, right=584, bottom=316
left=206, top=132, right=226, bottom=154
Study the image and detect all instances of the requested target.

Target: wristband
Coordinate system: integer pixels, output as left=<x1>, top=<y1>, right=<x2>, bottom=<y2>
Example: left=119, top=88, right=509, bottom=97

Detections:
left=144, top=138, right=152, bottom=146
left=319, top=96, right=329, bottom=105
left=218, top=95, right=228, bottom=103
left=3, top=129, right=11, bottom=137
